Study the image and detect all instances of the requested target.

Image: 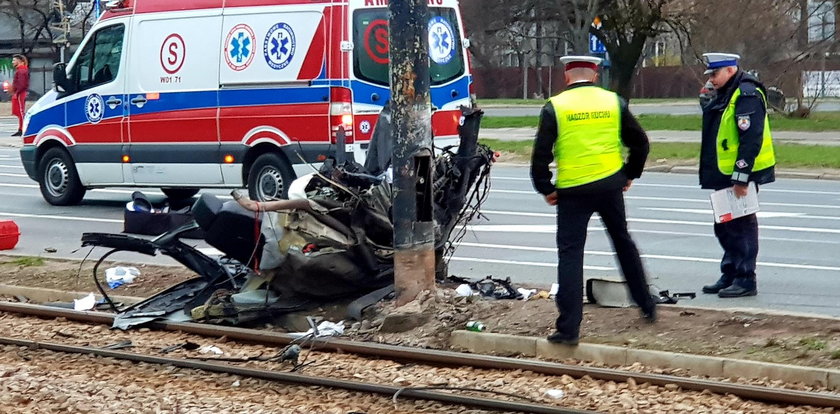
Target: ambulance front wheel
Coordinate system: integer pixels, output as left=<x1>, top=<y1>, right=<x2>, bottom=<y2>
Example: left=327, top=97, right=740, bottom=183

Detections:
left=248, top=153, right=295, bottom=201
left=38, top=147, right=86, bottom=206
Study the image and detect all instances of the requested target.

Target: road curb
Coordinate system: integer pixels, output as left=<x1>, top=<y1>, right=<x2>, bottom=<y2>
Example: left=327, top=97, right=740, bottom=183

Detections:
left=450, top=330, right=840, bottom=390
left=0, top=284, right=143, bottom=306
left=775, top=170, right=824, bottom=180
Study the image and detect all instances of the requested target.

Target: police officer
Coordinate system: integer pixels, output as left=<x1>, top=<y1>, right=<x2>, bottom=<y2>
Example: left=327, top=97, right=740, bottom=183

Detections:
left=531, top=55, right=656, bottom=346
left=699, top=53, right=775, bottom=298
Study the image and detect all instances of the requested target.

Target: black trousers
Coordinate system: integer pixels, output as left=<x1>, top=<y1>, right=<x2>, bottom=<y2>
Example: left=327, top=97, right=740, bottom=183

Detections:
left=554, top=187, right=652, bottom=336
left=713, top=213, right=759, bottom=280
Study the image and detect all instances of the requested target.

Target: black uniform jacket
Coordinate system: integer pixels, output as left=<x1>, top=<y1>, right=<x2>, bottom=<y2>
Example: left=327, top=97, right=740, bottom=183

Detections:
left=530, top=82, right=650, bottom=196
left=700, top=71, right=775, bottom=190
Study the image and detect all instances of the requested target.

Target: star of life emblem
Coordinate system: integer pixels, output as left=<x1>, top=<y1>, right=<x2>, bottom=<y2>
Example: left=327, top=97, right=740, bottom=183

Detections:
left=359, top=120, right=371, bottom=134
left=225, top=24, right=256, bottom=71
left=264, top=23, right=296, bottom=70
left=85, top=94, right=104, bottom=124
left=428, top=16, right=455, bottom=65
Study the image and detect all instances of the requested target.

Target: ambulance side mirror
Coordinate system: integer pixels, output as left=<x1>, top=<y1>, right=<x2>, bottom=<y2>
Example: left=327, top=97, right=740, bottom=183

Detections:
left=53, top=62, right=70, bottom=94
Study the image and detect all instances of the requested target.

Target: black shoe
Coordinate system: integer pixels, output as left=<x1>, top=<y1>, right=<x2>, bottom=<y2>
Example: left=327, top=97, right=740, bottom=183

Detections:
left=547, top=331, right=579, bottom=346
left=702, top=276, right=733, bottom=294
left=718, top=284, right=757, bottom=298
left=641, top=306, right=656, bottom=323
left=11, top=130, right=22, bottom=137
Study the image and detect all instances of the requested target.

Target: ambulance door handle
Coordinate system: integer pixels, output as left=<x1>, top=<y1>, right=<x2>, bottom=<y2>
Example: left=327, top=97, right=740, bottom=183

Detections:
left=106, top=97, right=122, bottom=109
left=130, top=96, right=147, bottom=107
left=451, top=89, right=459, bottom=98
left=371, top=93, right=380, bottom=102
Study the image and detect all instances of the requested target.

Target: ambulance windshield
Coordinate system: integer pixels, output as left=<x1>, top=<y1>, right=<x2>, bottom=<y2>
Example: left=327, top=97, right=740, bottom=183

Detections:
left=353, top=8, right=465, bottom=87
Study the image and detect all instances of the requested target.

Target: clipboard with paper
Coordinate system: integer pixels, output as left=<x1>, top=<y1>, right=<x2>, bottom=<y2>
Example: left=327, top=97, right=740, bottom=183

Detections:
left=709, top=182, right=759, bottom=224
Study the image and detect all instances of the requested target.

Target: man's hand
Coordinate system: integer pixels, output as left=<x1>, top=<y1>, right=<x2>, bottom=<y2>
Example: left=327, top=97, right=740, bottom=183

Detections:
left=544, top=192, right=558, bottom=206
left=623, top=180, right=633, bottom=192
left=733, top=183, right=748, bottom=198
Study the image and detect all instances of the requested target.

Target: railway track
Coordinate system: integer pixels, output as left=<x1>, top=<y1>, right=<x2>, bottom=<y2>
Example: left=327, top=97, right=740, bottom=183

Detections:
left=0, top=336, right=579, bottom=413
left=1, top=301, right=838, bottom=413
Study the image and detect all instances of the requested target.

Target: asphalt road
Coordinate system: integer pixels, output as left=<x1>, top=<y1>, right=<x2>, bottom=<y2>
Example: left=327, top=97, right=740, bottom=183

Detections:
left=453, top=165, right=840, bottom=317
left=2, top=145, right=840, bottom=317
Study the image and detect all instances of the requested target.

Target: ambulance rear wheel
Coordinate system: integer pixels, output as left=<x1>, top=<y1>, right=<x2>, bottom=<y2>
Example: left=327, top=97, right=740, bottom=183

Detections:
left=38, top=147, right=86, bottom=206
left=248, top=153, right=295, bottom=201
left=161, top=188, right=199, bottom=200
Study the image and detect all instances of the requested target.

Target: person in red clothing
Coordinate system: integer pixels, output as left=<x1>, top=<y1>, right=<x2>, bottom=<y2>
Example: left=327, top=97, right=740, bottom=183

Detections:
left=10, top=54, right=29, bottom=137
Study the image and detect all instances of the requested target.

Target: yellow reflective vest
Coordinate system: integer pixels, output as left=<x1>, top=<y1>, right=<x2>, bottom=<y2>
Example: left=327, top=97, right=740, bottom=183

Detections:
left=549, top=86, right=623, bottom=189
left=716, top=88, right=775, bottom=175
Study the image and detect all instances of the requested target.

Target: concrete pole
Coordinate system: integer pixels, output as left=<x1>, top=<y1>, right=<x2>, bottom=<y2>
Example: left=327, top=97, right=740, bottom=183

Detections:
left=389, top=0, right=435, bottom=306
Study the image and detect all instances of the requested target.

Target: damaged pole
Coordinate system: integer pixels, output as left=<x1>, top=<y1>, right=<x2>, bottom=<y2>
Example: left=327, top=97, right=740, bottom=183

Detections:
left=389, top=0, right=435, bottom=306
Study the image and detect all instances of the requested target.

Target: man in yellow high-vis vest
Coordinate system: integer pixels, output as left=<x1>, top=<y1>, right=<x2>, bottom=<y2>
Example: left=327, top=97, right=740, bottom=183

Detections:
left=530, top=55, right=656, bottom=346
left=699, top=53, right=775, bottom=298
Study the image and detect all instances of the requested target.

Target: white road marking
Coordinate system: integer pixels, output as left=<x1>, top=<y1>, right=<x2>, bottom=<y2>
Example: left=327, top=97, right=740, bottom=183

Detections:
left=0, top=183, right=38, bottom=189
left=468, top=220, right=840, bottom=235
left=0, top=211, right=122, bottom=223
left=640, top=207, right=806, bottom=219
left=0, top=165, right=24, bottom=170
left=634, top=182, right=840, bottom=196
left=492, top=177, right=840, bottom=196
left=0, top=173, right=28, bottom=178
left=468, top=216, right=840, bottom=245
left=0, top=183, right=231, bottom=199
left=635, top=196, right=840, bottom=211
left=491, top=189, right=840, bottom=211
left=629, top=217, right=840, bottom=234
left=491, top=189, right=543, bottom=195
left=467, top=224, right=557, bottom=233
left=457, top=242, right=840, bottom=272
left=481, top=209, right=553, bottom=217
left=449, top=256, right=613, bottom=271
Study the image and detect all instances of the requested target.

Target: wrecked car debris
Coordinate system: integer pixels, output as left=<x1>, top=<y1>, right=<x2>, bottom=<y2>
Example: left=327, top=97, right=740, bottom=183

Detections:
left=80, top=107, right=494, bottom=330
left=448, top=276, right=523, bottom=300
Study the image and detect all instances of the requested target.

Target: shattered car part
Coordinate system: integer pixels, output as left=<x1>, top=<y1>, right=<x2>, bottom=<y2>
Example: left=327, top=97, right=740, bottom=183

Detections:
left=81, top=106, right=493, bottom=329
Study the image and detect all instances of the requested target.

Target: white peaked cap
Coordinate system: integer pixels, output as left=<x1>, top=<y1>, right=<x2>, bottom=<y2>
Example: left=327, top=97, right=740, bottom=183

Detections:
left=559, top=55, right=603, bottom=69
left=702, top=53, right=741, bottom=74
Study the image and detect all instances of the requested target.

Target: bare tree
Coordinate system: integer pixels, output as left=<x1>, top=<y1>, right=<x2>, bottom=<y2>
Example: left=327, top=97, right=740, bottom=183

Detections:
left=684, top=0, right=838, bottom=117
left=591, top=0, right=687, bottom=100
left=1, top=0, right=86, bottom=58
left=552, top=0, right=601, bottom=54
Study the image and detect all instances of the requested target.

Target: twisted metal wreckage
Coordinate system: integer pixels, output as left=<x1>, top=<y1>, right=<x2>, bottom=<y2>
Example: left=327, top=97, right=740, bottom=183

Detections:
left=80, top=107, right=495, bottom=330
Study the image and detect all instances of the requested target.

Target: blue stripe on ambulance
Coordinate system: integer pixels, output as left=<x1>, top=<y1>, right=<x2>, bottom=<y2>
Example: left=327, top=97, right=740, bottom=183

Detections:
left=28, top=86, right=330, bottom=135
left=350, top=77, right=470, bottom=108
left=218, top=86, right=328, bottom=107
left=26, top=76, right=471, bottom=140
left=26, top=104, right=67, bottom=137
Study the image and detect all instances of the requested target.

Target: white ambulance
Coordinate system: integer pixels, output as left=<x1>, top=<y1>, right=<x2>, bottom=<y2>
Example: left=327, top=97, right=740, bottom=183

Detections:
left=20, top=0, right=473, bottom=205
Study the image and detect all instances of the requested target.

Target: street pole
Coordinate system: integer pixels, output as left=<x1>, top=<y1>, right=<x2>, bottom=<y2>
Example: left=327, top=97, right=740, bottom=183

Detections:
left=389, top=0, right=435, bottom=306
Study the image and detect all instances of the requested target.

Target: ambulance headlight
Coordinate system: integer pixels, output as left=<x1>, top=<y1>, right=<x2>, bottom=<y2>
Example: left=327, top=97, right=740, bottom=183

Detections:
left=22, top=112, right=31, bottom=136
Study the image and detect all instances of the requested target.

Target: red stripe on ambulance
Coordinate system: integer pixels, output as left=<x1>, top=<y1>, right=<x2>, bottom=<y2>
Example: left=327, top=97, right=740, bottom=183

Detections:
left=298, top=14, right=327, bottom=80
left=220, top=103, right=330, bottom=146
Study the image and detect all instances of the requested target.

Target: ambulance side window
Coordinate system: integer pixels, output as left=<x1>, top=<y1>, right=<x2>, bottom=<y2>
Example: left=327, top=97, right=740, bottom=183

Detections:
left=68, top=24, right=125, bottom=94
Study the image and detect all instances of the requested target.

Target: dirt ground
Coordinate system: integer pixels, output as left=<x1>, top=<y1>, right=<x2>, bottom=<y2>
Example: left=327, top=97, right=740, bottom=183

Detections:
left=1, top=254, right=839, bottom=371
